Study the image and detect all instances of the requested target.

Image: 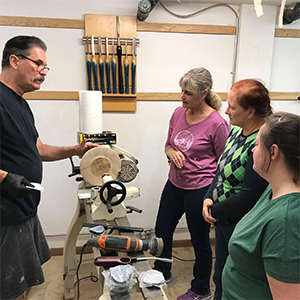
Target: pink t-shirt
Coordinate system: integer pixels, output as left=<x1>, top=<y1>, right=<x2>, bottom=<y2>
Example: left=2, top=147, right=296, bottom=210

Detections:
left=165, top=107, right=229, bottom=190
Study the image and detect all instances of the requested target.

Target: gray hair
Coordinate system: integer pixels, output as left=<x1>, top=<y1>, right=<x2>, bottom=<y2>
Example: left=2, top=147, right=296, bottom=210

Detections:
left=179, top=67, right=222, bottom=111
left=2, top=35, right=47, bottom=70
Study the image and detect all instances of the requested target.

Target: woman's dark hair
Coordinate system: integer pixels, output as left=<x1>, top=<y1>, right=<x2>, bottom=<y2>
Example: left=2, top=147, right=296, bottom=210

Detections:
left=261, top=112, right=300, bottom=184
left=2, top=35, right=47, bottom=70
left=230, top=79, right=272, bottom=118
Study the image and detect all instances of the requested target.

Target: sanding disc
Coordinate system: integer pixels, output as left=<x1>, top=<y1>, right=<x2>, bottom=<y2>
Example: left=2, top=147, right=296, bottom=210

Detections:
left=80, top=147, right=121, bottom=185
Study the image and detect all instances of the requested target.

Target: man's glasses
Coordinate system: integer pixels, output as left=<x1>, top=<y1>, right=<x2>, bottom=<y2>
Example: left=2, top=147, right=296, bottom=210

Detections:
left=18, top=54, right=50, bottom=73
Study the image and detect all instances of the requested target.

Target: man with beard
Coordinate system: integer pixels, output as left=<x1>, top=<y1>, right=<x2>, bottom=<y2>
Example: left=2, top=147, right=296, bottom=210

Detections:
left=0, top=36, right=99, bottom=299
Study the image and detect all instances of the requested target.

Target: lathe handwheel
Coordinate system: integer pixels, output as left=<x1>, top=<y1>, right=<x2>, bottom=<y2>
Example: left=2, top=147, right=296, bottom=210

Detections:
left=99, top=180, right=126, bottom=213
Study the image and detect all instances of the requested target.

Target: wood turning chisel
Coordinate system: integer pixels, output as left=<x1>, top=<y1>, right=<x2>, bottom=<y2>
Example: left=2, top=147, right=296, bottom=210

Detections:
left=112, top=39, right=117, bottom=94
left=86, top=40, right=92, bottom=90
left=105, top=37, right=111, bottom=94
left=116, top=16, right=124, bottom=94
left=132, top=37, right=136, bottom=94
left=91, top=35, right=99, bottom=90
left=124, top=39, right=129, bottom=94
left=98, top=36, right=105, bottom=93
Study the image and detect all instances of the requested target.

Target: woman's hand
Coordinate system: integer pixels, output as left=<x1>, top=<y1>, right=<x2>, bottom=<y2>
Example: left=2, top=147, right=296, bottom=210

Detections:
left=203, top=198, right=218, bottom=225
left=168, top=149, right=185, bottom=169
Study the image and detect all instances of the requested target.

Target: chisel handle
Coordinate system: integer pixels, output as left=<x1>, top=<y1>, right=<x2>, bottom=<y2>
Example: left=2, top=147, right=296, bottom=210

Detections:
left=94, top=256, right=131, bottom=268
left=105, top=59, right=111, bottom=94
left=92, top=58, right=99, bottom=91
left=112, top=58, right=117, bottom=94
left=124, top=57, right=129, bottom=94
left=131, top=56, right=136, bottom=94
left=99, top=56, right=105, bottom=93
left=87, top=59, right=92, bottom=91
left=117, top=45, right=124, bottom=94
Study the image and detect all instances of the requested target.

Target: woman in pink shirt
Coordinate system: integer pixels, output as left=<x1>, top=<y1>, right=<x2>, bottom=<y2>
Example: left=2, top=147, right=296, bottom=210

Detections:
left=154, top=68, right=229, bottom=300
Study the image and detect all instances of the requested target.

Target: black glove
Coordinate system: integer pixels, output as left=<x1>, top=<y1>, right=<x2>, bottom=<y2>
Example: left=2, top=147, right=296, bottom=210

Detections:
left=1, top=172, right=34, bottom=199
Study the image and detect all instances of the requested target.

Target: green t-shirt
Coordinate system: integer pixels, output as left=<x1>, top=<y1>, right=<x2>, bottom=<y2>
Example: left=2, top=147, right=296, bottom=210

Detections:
left=222, top=184, right=300, bottom=300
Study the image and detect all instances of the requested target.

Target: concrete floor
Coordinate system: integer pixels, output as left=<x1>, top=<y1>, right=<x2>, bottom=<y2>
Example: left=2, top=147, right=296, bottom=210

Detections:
left=26, top=246, right=215, bottom=300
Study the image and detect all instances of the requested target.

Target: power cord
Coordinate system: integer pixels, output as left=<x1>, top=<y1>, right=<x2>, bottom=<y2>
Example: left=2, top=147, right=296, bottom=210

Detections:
left=171, top=250, right=216, bottom=262
left=172, top=253, right=195, bottom=262
left=74, top=244, right=99, bottom=300
left=160, top=2, right=238, bottom=19
left=159, top=1, right=240, bottom=85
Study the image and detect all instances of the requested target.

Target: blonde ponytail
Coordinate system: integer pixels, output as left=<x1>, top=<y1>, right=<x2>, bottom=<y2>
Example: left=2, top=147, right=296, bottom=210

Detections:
left=206, top=90, right=222, bottom=112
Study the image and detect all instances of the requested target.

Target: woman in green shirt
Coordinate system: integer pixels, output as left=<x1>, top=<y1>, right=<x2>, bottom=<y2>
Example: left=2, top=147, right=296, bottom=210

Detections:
left=222, top=112, right=300, bottom=300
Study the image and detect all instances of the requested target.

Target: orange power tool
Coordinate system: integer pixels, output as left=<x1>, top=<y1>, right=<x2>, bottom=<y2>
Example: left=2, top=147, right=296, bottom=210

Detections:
left=86, top=234, right=163, bottom=256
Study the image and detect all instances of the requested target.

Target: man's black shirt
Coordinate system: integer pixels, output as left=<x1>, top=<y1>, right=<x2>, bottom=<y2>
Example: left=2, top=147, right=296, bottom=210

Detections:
left=0, top=82, right=42, bottom=224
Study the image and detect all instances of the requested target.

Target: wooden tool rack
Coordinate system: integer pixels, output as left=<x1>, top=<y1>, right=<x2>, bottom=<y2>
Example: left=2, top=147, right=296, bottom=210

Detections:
left=84, top=14, right=139, bottom=97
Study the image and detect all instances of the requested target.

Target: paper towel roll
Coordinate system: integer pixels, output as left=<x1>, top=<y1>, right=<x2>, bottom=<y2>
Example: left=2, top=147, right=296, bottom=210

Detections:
left=79, top=91, right=103, bottom=133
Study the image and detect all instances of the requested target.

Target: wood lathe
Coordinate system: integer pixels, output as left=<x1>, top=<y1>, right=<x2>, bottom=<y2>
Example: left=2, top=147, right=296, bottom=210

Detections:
left=62, top=136, right=167, bottom=300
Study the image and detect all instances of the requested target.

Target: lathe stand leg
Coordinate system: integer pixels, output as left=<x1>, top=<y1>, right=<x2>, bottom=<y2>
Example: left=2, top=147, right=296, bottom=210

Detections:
left=63, top=198, right=87, bottom=300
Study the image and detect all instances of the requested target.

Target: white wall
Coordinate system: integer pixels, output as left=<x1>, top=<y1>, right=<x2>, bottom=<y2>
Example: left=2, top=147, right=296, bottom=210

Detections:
left=0, top=0, right=299, bottom=242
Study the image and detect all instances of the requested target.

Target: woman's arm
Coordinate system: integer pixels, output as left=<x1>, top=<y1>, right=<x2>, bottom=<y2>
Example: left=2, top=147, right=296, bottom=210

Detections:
left=210, top=152, right=268, bottom=219
left=165, top=114, right=174, bottom=154
left=203, top=174, right=218, bottom=203
left=267, top=274, right=300, bottom=300
left=164, top=110, right=185, bottom=168
left=212, top=122, right=229, bottom=159
left=203, top=124, right=230, bottom=202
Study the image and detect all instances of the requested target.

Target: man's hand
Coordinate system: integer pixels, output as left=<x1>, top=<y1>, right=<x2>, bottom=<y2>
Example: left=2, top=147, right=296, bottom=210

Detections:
left=1, top=173, right=34, bottom=199
left=74, top=138, right=100, bottom=158
left=202, top=198, right=218, bottom=225
left=37, top=137, right=101, bottom=161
